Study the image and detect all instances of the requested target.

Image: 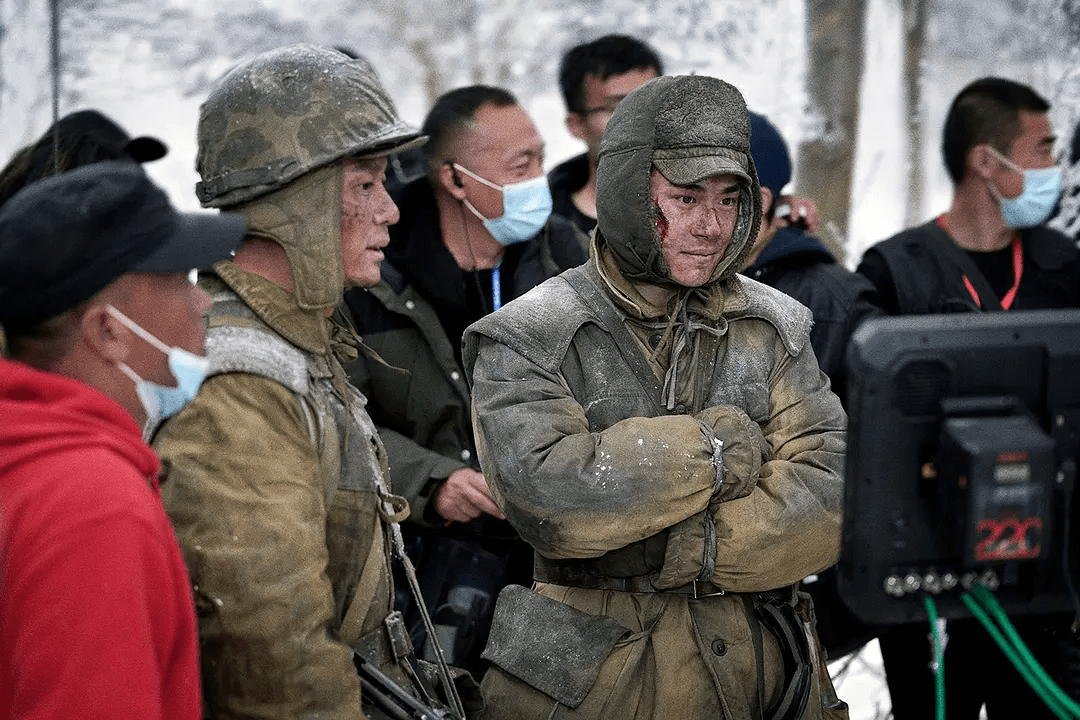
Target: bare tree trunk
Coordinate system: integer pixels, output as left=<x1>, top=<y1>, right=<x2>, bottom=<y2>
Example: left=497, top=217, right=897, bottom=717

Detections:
left=902, top=0, right=930, bottom=226
left=0, top=0, right=54, bottom=162
left=372, top=1, right=446, bottom=109
left=796, top=0, right=868, bottom=262
left=490, top=14, right=517, bottom=89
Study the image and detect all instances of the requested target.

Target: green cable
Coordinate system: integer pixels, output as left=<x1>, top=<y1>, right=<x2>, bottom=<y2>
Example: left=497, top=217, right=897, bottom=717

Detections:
left=970, top=585, right=1080, bottom=718
left=971, top=585, right=1080, bottom=717
left=958, top=594, right=1067, bottom=718
left=960, top=592, right=1078, bottom=719
left=924, top=596, right=946, bottom=720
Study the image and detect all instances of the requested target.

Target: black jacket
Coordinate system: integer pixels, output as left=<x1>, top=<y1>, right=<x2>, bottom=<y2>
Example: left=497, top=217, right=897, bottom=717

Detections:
left=745, top=227, right=882, bottom=405
left=547, top=152, right=596, bottom=237
left=857, top=219, right=1080, bottom=315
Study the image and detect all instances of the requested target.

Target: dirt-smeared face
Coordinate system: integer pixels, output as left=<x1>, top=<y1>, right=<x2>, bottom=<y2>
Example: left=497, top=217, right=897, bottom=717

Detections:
left=650, top=168, right=742, bottom=288
left=594, top=75, right=761, bottom=287
left=341, top=157, right=399, bottom=288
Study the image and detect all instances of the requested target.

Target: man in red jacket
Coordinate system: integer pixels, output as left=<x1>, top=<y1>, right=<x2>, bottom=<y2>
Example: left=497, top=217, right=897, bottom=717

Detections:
left=0, top=161, right=244, bottom=720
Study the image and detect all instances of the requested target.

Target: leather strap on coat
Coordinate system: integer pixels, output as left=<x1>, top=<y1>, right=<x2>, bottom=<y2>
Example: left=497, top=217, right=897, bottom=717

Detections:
left=534, top=562, right=725, bottom=597
left=743, top=592, right=813, bottom=720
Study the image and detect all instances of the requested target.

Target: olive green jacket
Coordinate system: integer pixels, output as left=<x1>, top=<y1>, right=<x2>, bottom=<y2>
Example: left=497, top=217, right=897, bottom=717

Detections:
left=338, top=272, right=477, bottom=524
left=154, top=262, right=409, bottom=720
left=462, top=256, right=847, bottom=719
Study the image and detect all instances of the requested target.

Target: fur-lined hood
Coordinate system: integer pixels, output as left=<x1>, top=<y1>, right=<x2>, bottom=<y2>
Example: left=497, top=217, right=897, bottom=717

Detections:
left=594, top=74, right=762, bottom=289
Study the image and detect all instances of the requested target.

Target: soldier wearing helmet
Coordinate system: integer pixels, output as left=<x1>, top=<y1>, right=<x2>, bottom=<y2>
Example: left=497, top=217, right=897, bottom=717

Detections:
left=151, top=45, right=470, bottom=719
left=462, top=75, right=848, bottom=718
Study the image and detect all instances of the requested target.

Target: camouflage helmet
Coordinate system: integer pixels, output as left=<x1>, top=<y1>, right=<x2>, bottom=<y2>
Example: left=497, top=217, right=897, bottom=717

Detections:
left=196, top=44, right=426, bottom=208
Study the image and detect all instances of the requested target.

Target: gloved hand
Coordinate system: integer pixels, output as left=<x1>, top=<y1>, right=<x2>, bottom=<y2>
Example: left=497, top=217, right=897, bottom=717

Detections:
left=652, top=406, right=769, bottom=590
left=653, top=510, right=709, bottom=590
left=696, top=404, right=770, bottom=504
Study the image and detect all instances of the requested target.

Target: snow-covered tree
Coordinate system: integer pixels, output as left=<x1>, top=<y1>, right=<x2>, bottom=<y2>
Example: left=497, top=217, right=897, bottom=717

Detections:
left=0, top=0, right=54, bottom=162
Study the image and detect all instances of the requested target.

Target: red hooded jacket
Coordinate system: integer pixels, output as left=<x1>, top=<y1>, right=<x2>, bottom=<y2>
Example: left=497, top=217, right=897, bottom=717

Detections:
left=0, top=357, right=200, bottom=720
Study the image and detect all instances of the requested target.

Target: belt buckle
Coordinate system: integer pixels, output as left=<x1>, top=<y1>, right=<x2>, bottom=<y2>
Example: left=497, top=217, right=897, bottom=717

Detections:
left=693, top=579, right=725, bottom=599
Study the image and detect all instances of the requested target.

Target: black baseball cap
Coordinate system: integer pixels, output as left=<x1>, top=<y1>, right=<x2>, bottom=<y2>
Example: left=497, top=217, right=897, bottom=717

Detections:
left=0, top=161, right=246, bottom=327
left=52, top=109, right=168, bottom=163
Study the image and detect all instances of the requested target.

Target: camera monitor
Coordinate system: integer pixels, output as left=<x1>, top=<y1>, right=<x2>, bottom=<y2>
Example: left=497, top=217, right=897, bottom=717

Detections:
left=839, top=309, right=1080, bottom=625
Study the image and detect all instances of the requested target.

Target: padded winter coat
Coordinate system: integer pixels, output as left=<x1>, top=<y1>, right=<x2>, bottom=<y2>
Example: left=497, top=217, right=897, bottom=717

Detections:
left=154, top=262, right=411, bottom=720
left=462, top=74, right=848, bottom=720
left=465, top=253, right=847, bottom=718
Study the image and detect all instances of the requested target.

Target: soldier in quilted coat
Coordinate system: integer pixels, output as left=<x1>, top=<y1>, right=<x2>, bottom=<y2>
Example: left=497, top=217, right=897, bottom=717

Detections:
left=463, top=74, right=849, bottom=720
left=152, top=45, right=471, bottom=720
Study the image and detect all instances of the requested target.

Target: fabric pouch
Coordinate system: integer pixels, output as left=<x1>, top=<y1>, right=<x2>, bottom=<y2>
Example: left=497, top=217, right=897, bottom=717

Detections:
left=481, top=584, right=631, bottom=708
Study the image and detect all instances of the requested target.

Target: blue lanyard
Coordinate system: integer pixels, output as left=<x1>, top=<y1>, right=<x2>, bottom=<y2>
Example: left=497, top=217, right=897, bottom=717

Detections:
left=491, top=265, right=501, bottom=312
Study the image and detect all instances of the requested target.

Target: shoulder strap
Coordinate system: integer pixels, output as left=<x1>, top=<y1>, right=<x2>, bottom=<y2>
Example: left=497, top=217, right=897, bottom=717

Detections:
left=203, top=308, right=323, bottom=450
left=562, top=265, right=666, bottom=416
left=204, top=323, right=311, bottom=392
left=339, top=519, right=388, bottom=641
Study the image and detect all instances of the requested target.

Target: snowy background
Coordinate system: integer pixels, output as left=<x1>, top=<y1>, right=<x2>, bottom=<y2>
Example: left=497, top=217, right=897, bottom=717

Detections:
left=3, top=1, right=1079, bottom=716
left=3, top=0, right=1079, bottom=266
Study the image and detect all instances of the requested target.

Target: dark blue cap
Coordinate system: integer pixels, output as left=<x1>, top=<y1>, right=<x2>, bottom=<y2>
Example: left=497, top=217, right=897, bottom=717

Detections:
left=749, top=112, right=792, bottom=201
left=0, top=161, right=245, bottom=327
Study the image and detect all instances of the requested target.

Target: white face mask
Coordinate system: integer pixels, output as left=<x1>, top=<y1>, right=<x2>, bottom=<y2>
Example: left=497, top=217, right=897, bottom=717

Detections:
left=453, top=163, right=553, bottom=245
left=106, top=306, right=209, bottom=434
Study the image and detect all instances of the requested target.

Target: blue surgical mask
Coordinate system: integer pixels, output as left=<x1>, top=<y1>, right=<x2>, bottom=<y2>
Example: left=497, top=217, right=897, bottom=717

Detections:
left=107, top=306, right=209, bottom=434
left=453, top=163, right=553, bottom=246
left=988, top=148, right=1062, bottom=229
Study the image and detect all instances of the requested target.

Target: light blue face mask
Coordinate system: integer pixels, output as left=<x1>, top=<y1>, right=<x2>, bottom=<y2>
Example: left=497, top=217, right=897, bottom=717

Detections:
left=107, top=306, right=209, bottom=433
left=453, top=163, right=553, bottom=246
left=988, top=148, right=1062, bottom=229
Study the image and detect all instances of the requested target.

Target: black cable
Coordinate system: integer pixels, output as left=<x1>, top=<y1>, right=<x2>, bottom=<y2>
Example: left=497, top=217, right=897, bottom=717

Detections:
left=1060, top=459, right=1079, bottom=620
left=455, top=199, right=493, bottom=316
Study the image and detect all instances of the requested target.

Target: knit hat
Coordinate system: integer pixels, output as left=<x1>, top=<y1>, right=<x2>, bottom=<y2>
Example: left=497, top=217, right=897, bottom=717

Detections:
left=748, top=112, right=791, bottom=200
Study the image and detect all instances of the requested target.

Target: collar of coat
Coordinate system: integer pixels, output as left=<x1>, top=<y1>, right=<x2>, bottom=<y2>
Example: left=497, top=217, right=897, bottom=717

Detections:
left=210, top=260, right=334, bottom=356
left=589, top=233, right=809, bottom=361
left=593, top=234, right=747, bottom=322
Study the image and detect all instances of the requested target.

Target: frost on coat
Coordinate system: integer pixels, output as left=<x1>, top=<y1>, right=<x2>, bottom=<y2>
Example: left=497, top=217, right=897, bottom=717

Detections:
left=461, top=73, right=847, bottom=720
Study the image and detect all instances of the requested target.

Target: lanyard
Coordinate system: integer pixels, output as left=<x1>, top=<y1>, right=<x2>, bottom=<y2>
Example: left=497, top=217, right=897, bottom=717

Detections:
left=960, top=237, right=1023, bottom=310
left=491, top=265, right=502, bottom=312
left=936, top=215, right=1024, bottom=311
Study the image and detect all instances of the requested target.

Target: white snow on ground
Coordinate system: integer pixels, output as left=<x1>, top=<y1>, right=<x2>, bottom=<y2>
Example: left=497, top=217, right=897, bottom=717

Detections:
left=830, top=641, right=894, bottom=720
